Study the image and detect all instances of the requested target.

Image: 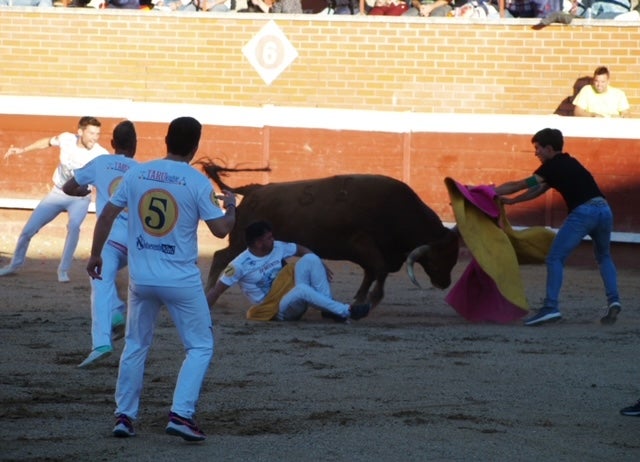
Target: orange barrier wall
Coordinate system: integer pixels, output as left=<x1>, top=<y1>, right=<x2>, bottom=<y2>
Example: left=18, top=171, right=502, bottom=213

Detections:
left=2, top=114, right=639, bottom=235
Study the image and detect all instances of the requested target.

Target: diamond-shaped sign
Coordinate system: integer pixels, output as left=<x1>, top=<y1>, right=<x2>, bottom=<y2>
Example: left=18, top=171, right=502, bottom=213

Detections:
left=242, top=20, right=298, bottom=86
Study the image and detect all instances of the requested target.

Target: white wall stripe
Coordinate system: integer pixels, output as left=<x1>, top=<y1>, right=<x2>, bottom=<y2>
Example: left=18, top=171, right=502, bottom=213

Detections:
left=1, top=95, right=639, bottom=139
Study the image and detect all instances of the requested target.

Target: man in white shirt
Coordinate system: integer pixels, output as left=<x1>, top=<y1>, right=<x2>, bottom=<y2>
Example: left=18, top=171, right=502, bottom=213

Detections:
left=207, top=220, right=371, bottom=322
left=573, top=66, right=630, bottom=118
left=63, top=120, right=138, bottom=368
left=1, top=116, right=107, bottom=282
left=87, top=116, right=236, bottom=442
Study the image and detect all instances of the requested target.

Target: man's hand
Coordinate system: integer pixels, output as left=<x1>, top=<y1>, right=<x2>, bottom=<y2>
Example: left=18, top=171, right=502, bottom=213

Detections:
left=87, top=255, right=103, bottom=280
left=4, top=146, right=23, bottom=159
left=216, top=189, right=237, bottom=210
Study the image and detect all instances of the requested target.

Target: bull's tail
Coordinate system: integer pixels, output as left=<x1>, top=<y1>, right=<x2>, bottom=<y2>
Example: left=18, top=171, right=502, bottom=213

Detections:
left=198, top=159, right=271, bottom=193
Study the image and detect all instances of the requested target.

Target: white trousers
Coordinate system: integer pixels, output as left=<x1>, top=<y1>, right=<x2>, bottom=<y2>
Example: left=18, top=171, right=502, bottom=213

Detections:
left=9, top=187, right=90, bottom=272
left=115, top=282, right=214, bottom=420
left=90, top=240, right=127, bottom=349
left=277, top=254, right=350, bottom=321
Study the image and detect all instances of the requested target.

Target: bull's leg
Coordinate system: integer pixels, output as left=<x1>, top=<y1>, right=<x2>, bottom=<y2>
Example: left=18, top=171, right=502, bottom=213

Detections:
left=369, top=273, right=388, bottom=308
left=349, top=234, right=389, bottom=306
left=354, top=269, right=375, bottom=305
left=206, top=245, right=244, bottom=291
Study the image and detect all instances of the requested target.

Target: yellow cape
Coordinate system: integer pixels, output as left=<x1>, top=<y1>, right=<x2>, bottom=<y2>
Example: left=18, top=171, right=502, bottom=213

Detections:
left=246, top=263, right=296, bottom=321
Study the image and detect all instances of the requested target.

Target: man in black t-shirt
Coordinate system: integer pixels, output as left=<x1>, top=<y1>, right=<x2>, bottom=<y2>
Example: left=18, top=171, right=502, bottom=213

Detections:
left=495, top=128, right=621, bottom=326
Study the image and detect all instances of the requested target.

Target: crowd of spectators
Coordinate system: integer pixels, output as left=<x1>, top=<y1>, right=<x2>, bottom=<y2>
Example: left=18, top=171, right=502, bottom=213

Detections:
left=1, top=0, right=638, bottom=18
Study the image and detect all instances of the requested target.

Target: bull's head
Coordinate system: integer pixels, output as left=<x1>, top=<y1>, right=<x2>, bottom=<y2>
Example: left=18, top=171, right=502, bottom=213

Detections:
left=406, top=230, right=459, bottom=289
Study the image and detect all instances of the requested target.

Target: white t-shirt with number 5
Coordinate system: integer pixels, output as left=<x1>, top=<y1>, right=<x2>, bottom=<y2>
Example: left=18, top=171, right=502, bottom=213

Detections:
left=110, top=159, right=224, bottom=287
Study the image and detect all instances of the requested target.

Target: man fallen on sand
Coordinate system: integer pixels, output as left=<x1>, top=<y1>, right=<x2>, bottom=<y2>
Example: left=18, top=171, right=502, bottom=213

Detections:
left=206, top=220, right=371, bottom=322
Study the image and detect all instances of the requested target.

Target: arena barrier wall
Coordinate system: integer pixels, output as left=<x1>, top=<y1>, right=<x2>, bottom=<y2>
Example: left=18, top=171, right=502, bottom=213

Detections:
left=1, top=11, right=638, bottom=239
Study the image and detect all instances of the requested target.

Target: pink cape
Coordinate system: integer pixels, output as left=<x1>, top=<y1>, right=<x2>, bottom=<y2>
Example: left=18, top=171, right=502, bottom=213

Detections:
left=445, top=260, right=528, bottom=323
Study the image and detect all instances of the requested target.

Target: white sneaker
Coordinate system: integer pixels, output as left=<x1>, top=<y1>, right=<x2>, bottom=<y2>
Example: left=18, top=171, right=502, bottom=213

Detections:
left=57, top=270, right=70, bottom=283
left=0, top=265, right=17, bottom=277
left=78, top=346, right=113, bottom=368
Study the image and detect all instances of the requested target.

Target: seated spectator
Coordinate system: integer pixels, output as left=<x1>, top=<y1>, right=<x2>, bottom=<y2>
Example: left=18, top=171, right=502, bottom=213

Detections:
left=573, top=66, right=630, bottom=117
left=301, top=0, right=330, bottom=12
left=404, top=0, right=451, bottom=16
left=0, top=0, right=53, bottom=6
left=153, top=0, right=197, bottom=9
left=453, top=0, right=500, bottom=16
left=369, top=0, right=408, bottom=14
left=507, top=0, right=562, bottom=17
left=588, top=0, right=631, bottom=18
left=330, top=0, right=365, bottom=13
left=106, top=0, right=141, bottom=7
left=198, top=0, right=235, bottom=10
left=506, top=0, right=536, bottom=16
left=250, top=0, right=303, bottom=12
left=570, top=0, right=631, bottom=18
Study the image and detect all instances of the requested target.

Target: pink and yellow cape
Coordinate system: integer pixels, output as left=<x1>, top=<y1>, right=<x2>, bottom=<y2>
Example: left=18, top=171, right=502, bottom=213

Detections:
left=444, top=177, right=555, bottom=323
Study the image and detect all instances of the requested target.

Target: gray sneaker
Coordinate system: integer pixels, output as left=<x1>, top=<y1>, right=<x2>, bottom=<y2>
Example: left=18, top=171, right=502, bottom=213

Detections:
left=0, top=265, right=17, bottom=277
left=600, top=302, right=621, bottom=325
left=524, top=307, right=562, bottom=326
left=113, top=414, right=136, bottom=437
left=620, top=400, right=640, bottom=417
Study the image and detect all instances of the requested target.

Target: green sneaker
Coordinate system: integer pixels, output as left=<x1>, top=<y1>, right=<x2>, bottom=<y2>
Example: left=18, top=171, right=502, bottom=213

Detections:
left=78, top=345, right=113, bottom=369
left=111, top=312, right=126, bottom=340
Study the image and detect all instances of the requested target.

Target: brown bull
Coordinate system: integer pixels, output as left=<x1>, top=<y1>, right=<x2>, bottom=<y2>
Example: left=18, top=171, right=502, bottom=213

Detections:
left=202, top=163, right=459, bottom=308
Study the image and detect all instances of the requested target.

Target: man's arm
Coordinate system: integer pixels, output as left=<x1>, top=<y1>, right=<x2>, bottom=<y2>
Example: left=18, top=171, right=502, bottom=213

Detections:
left=4, top=136, right=55, bottom=159
left=294, top=244, right=313, bottom=257
left=62, top=177, right=91, bottom=197
left=495, top=176, right=549, bottom=205
left=86, top=202, right=122, bottom=279
left=206, top=280, right=231, bottom=307
left=205, top=190, right=236, bottom=238
left=494, top=174, right=544, bottom=196
left=573, top=105, right=600, bottom=118
left=501, top=184, right=549, bottom=205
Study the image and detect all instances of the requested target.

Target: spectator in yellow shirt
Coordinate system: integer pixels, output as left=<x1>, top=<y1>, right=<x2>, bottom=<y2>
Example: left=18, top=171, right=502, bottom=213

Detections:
left=573, top=66, right=630, bottom=118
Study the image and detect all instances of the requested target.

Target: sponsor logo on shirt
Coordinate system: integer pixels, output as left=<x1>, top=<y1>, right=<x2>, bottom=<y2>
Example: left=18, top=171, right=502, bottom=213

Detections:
left=135, top=235, right=175, bottom=255
left=140, top=169, right=186, bottom=185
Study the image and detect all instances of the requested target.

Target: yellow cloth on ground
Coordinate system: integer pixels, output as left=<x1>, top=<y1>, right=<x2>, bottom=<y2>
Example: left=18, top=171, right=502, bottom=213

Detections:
left=499, top=203, right=556, bottom=265
left=246, top=263, right=296, bottom=321
left=445, top=178, right=555, bottom=311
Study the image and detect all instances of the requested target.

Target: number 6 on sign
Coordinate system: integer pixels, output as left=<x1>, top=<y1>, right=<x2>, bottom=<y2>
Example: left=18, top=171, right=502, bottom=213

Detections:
left=242, top=20, right=299, bottom=86
left=256, top=35, right=284, bottom=70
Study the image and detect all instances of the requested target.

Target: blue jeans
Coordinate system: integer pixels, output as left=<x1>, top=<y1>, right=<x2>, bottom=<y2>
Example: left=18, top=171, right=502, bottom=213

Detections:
left=544, top=198, right=619, bottom=310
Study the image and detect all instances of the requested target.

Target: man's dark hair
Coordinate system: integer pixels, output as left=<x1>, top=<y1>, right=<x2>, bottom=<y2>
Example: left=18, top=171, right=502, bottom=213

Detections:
left=594, top=66, right=610, bottom=78
left=165, top=116, right=202, bottom=157
left=245, top=221, right=272, bottom=246
left=112, top=120, right=137, bottom=157
left=531, top=128, right=564, bottom=152
left=78, top=116, right=101, bottom=129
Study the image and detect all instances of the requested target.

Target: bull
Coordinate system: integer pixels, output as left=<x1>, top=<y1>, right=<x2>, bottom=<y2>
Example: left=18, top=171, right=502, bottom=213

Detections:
left=202, top=162, right=459, bottom=308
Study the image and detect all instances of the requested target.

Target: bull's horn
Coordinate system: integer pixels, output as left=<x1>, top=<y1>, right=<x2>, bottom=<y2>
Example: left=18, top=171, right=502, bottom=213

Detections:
left=406, top=245, right=430, bottom=288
